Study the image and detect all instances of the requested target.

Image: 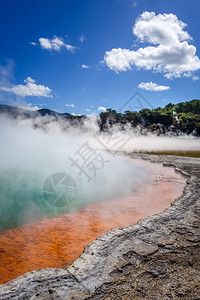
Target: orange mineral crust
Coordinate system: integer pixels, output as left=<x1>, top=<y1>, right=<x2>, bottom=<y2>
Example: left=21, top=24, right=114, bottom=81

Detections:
left=0, top=160, right=186, bottom=284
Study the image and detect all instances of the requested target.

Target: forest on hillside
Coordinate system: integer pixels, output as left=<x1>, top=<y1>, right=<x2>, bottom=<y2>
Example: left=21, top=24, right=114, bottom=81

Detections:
left=99, top=100, right=200, bottom=136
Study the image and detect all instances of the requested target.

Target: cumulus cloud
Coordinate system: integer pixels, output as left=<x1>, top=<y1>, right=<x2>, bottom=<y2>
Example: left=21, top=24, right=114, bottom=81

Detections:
left=0, top=77, right=52, bottom=98
left=104, top=12, right=200, bottom=78
left=98, top=106, right=107, bottom=112
left=39, top=38, right=53, bottom=50
left=138, top=81, right=170, bottom=91
left=39, top=36, right=77, bottom=53
left=65, top=104, right=75, bottom=108
left=81, top=64, right=89, bottom=69
left=30, top=42, right=37, bottom=46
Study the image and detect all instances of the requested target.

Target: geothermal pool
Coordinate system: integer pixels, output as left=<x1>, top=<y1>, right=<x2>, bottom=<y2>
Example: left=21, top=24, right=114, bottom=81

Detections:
left=0, top=158, right=186, bottom=284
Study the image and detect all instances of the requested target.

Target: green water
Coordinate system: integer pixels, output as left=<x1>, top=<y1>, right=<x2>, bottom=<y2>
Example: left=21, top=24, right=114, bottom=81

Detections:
left=0, top=167, right=139, bottom=232
left=0, top=171, right=69, bottom=231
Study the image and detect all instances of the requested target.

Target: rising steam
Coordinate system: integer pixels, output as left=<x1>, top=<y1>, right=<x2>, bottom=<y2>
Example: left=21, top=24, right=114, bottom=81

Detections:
left=0, top=112, right=199, bottom=231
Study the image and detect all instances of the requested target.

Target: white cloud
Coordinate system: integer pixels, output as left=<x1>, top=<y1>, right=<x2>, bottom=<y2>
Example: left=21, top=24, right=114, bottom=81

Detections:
left=39, top=36, right=77, bottom=53
left=86, top=108, right=90, bottom=112
left=81, top=64, right=90, bottom=69
left=30, top=42, right=37, bottom=46
left=79, top=35, right=85, bottom=43
left=71, top=112, right=82, bottom=116
left=19, top=103, right=40, bottom=111
left=39, top=38, right=53, bottom=50
left=65, top=104, right=75, bottom=108
left=65, top=44, right=77, bottom=53
left=98, top=106, right=107, bottom=112
left=25, top=76, right=35, bottom=83
left=52, top=37, right=65, bottom=51
left=138, top=81, right=170, bottom=91
left=0, top=77, right=52, bottom=98
left=104, top=12, right=200, bottom=78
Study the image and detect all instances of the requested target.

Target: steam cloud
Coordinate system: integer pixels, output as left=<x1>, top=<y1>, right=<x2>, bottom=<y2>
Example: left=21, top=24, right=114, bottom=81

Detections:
left=0, top=112, right=199, bottom=231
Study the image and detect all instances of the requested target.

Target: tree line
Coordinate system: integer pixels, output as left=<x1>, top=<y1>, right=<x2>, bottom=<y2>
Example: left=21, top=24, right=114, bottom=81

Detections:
left=98, top=99, right=200, bottom=136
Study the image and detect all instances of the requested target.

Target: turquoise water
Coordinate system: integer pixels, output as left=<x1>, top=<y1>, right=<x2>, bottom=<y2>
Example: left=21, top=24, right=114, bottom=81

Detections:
left=0, top=162, right=144, bottom=231
left=0, top=171, right=60, bottom=231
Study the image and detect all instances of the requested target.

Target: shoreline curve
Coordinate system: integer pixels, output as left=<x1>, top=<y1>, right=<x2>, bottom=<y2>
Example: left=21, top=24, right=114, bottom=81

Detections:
left=0, top=153, right=200, bottom=299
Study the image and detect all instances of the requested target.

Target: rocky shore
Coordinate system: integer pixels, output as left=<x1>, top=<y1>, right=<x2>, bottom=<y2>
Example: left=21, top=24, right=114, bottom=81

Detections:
left=0, top=153, right=200, bottom=300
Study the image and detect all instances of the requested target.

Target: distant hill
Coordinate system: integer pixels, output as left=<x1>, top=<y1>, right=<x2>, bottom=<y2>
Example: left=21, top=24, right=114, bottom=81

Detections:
left=0, top=105, right=87, bottom=129
left=1, top=100, right=200, bottom=136
left=0, top=105, right=71, bottom=119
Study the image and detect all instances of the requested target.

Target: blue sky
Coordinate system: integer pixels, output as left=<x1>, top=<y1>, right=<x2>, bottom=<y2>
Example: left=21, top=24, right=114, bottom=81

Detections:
left=0, top=0, right=200, bottom=114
